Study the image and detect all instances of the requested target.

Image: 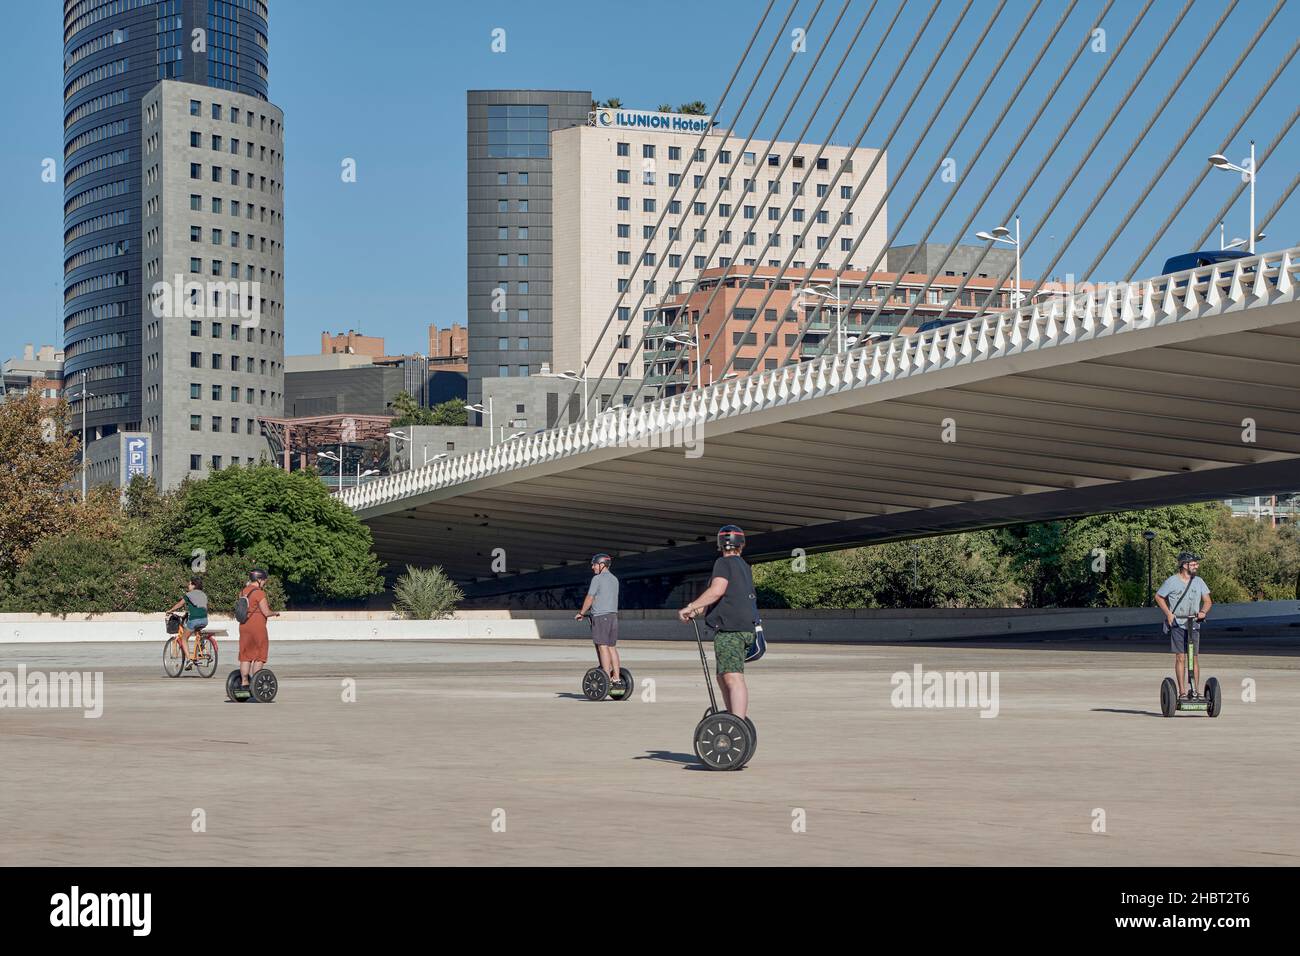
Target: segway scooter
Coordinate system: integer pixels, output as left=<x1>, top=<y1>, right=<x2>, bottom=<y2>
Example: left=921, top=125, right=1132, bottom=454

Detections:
left=226, top=668, right=278, bottom=703
left=689, top=616, right=755, bottom=770
left=1160, top=616, right=1221, bottom=718
left=579, top=614, right=634, bottom=701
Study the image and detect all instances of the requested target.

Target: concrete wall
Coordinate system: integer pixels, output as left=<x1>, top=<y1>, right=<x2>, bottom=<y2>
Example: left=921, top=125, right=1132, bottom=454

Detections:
left=3, top=602, right=1295, bottom=644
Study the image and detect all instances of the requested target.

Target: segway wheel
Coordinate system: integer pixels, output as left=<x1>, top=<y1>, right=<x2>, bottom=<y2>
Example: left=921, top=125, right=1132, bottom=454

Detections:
left=693, top=711, right=755, bottom=771
left=250, top=668, right=278, bottom=703
left=225, top=670, right=249, bottom=702
left=1160, top=677, right=1177, bottom=718
left=609, top=668, right=635, bottom=701
left=163, top=639, right=184, bottom=678
left=582, top=667, right=610, bottom=701
left=745, top=716, right=757, bottom=755
left=1205, top=677, right=1222, bottom=718
left=195, top=635, right=218, bottom=679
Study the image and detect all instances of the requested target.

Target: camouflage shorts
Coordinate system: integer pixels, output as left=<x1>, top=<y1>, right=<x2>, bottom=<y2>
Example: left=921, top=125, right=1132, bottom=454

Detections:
left=714, top=630, right=755, bottom=675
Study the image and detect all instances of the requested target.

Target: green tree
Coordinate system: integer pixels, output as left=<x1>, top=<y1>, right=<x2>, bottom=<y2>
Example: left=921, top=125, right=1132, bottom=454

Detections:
left=389, top=393, right=467, bottom=427
left=1, top=533, right=136, bottom=615
left=678, top=101, right=708, bottom=115
left=601, top=98, right=623, bottom=108
left=178, top=463, right=384, bottom=604
left=0, top=393, right=80, bottom=574
left=656, top=103, right=673, bottom=112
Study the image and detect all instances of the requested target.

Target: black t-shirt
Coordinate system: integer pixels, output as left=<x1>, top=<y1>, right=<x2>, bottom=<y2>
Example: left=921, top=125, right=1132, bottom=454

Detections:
left=704, top=555, right=756, bottom=633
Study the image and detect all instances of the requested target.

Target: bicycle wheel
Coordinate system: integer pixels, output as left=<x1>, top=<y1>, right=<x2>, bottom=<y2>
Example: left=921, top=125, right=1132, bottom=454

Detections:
left=195, top=635, right=218, bottom=678
left=162, top=638, right=184, bottom=678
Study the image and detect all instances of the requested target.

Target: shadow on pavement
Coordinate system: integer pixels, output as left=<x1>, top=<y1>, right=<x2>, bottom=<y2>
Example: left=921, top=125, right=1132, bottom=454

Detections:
left=635, top=750, right=710, bottom=770
left=1091, top=707, right=1164, bottom=717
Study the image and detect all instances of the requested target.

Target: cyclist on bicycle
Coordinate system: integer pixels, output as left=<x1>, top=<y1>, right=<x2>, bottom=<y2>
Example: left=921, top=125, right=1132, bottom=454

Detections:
left=166, top=576, right=210, bottom=663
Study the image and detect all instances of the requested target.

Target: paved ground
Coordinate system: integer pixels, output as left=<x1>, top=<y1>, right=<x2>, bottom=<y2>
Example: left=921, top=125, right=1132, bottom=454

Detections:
left=2, top=632, right=1299, bottom=866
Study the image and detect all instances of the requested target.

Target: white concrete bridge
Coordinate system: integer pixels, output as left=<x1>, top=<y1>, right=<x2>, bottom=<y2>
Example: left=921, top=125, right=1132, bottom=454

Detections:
left=341, top=248, right=1300, bottom=596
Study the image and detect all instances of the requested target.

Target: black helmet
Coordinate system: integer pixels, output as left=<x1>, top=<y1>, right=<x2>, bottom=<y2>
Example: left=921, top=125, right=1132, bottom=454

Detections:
left=717, top=524, right=746, bottom=552
left=249, top=567, right=269, bottom=582
left=1176, top=551, right=1201, bottom=568
left=590, top=553, right=611, bottom=567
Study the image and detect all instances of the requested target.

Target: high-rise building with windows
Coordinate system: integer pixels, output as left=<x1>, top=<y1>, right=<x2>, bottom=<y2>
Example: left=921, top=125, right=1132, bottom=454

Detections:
left=465, top=90, right=593, bottom=406
left=62, top=0, right=281, bottom=489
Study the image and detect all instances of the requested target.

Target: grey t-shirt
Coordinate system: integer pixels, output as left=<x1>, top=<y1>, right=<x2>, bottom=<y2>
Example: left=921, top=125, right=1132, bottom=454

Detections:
left=1156, top=574, right=1210, bottom=620
left=185, top=588, right=209, bottom=616
left=587, top=572, right=619, bottom=616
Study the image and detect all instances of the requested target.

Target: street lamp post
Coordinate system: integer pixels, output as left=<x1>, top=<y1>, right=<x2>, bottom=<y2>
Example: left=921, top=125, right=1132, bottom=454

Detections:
left=976, top=216, right=1021, bottom=310
left=466, top=399, right=494, bottom=443
left=1209, top=142, right=1257, bottom=254
left=74, top=371, right=95, bottom=502
left=317, top=450, right=343, bottom=491
left=556, top=369, right=589, bottom=420
left=664, top=332, right=701, bottom=390
left=1143, top=530, right=1155, bottom=607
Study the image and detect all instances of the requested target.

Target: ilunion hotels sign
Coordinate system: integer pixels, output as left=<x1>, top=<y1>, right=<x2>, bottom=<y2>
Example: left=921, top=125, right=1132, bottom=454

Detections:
left=593, top=108, right=713, bottom=133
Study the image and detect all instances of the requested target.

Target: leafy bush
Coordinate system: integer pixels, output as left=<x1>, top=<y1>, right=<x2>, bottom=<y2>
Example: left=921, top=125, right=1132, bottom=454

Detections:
left=179, top=463, right=384, bottom=604
left=393, top=565, right=463, bottom=619
left=0, top=534, right=137, bottom=615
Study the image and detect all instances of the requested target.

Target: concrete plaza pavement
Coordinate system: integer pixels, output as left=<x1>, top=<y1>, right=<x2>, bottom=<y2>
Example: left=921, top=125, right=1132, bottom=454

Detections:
left=2, top=633, right=1298, bottom=866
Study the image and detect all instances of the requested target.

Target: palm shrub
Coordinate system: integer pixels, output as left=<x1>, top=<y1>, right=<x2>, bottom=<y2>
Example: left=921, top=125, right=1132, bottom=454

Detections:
left=393, top=565, right=463, bottom=620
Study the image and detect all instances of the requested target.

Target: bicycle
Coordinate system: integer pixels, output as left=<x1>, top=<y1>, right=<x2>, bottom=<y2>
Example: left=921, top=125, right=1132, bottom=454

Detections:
left=163, top=612, right=220, bottom=679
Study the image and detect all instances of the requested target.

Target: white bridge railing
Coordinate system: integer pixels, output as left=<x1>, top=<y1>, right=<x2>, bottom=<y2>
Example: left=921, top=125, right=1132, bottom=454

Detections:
left=343, top=247, right=1298, bottom=513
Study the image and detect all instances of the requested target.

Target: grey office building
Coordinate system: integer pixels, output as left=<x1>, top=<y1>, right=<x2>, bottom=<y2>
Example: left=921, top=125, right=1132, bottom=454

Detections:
left=466, top=90, right=592, bottom=406
left=886, top=243, right=1016, bottom=280
left=62, top=0, right=281, bottom=488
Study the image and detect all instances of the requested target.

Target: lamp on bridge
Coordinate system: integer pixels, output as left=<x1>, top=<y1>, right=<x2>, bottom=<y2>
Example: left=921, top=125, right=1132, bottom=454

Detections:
left=1208, top=142, right=1256, bottom=254
left=975, top=216, right=1022, bottom=311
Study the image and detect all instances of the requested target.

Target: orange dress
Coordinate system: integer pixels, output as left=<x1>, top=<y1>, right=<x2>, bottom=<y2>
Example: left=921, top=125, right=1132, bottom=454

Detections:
left=238, top=584, right=270, bottom=663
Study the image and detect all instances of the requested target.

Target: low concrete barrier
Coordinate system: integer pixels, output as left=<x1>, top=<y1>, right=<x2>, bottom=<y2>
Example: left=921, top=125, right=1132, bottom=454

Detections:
left=0, top=601, right=1295, bottom=644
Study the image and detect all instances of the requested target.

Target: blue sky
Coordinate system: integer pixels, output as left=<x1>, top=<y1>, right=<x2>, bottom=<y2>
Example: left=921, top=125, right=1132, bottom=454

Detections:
left=2, top=0, right=1296, bottom=363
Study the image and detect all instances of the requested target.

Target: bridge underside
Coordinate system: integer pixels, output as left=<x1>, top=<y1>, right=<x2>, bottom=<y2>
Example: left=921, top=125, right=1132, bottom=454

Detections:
left=362, top=307, right=1300, bottom=598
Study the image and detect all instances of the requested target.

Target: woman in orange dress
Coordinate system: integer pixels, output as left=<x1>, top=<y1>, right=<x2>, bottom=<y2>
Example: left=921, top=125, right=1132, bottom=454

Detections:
left=238, top=568, right=279, bottom=695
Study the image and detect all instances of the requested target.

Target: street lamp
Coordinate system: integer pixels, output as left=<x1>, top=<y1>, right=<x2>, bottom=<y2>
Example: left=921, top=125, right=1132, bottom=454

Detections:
left=664, top=332, right=701, bottom=389
left=357, top=467, right=378, bottom=485
left=555, top=368, right=589, bottom=420
left=1222, top=232, right=1265, bottom=252
left=1209, top=142, right=1256, bottom=254
left=70, top=371, right=96, bottom=502
left=317, top=450, right=343, bottom=491
left=802, top=283, right=851, bottom=353
left=976, top=215, right=1021, bottom=310
left=466, top=399, right=494, bottom=443
left=1143, top=530, right=1155, bottom=607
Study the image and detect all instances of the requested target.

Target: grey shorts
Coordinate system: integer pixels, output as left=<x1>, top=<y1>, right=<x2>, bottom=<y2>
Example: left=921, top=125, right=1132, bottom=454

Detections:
left=1168, top=623, right=1200, bottom=655
left=591, top=613, right=619, bottom=646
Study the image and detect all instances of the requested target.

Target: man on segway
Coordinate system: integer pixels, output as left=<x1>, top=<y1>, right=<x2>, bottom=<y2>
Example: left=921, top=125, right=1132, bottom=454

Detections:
left=677, top=525, right=756, bottom=720
left=576, top=553, right=621, bottom=683
left=1154, top=551, right=1213, bottom=700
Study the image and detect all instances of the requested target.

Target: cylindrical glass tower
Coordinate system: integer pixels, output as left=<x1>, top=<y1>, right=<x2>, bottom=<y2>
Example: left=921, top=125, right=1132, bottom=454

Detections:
left=63, top=0, right=271, bottom=444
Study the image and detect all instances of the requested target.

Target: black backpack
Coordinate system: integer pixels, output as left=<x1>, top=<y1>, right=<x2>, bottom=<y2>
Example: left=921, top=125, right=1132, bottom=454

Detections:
left=234, top=588, right=260, bottom=625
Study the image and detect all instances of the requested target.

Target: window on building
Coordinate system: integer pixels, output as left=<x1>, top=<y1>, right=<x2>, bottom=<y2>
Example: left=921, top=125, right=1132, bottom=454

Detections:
left=617, top=169, right=630, bottom=184
left=518, top=254, right=528, bottom=266
left=518, top=309, right=529, bottom=321
left=840, top=185, right=853, bottom=199
left=189, top=100, right=201, bottom=116
left=617, top=141, right=629, bottom=156
left=487, top=104, right=549, bottom=158
left=669, top=146, right=681, bottom=160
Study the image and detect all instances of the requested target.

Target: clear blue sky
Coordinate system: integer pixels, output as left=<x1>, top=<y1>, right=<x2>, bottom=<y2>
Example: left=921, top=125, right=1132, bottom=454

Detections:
left=2, top=0, right=1295, bottom=363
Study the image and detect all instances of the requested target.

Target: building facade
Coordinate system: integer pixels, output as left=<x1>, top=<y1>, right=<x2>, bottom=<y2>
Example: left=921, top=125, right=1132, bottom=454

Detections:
left=648, top=265, right=1063, bottom=393
left=551, top=120, right=889, bottom=398
left=466, top=90, right=593, bottom=406
left=139, top=80, right=285, bottom=488
left=322, top=329, right=385, bottom=358
left=62, top=0, right=275, bottom=488
left=1, top=345, right=66, bottom=405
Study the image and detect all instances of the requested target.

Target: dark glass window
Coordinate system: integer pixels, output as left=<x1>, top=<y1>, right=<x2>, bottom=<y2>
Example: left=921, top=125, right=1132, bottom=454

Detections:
left=487, top=104, right=550, bottom=159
